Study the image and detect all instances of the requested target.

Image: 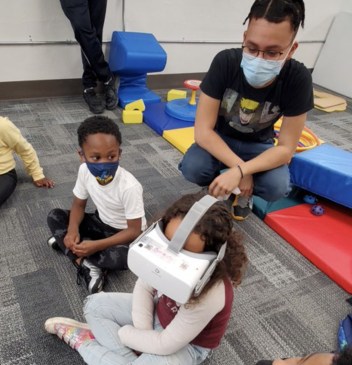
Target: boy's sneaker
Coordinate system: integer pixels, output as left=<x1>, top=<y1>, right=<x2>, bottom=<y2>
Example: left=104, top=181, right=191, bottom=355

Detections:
left=104, top=76, right=119, bottom=110
left=232, top=195, right=253, bottom=221
left=47, top=236, right=60, bottom=250
left=83, top=87, right=105, bottom=114
left=44, top=317, right=94, bottom=350
left=77, top=259, right=105, bottom=294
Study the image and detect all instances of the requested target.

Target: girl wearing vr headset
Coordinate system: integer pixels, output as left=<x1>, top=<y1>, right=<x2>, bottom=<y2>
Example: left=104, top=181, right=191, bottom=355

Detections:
left=44, top=193, right=248, bottom=364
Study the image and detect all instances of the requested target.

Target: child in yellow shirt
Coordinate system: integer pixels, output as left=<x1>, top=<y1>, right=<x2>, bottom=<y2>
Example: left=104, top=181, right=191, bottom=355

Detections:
left=0, top=116, right=54, bottom=206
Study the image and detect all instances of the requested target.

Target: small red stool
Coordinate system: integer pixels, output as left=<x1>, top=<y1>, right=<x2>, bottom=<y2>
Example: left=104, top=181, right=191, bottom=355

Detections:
left=184, top=80, right=201, bottom=106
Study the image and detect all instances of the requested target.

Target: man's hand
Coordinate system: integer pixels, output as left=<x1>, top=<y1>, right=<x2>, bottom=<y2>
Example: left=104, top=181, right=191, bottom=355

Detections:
left=238, top=174, right=254, bottom=197
left=33, top=177, right=55, bottom=188
left=209, top=167, right=242, bottom=198
left=209, top=166, right=254, bottom=198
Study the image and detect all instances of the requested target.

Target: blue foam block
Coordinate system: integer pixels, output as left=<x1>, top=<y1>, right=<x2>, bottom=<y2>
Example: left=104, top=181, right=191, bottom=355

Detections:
left=109, top=31, right=167, bottom=75
left=253, top=187, right=304, bottom=220
left=289, top=144, right=352, bottom=208
left=118, top=74, right=161, bottom=108
left=165, top=98, right=198, bottom=122
left=144, top=102, right=194, bottom=135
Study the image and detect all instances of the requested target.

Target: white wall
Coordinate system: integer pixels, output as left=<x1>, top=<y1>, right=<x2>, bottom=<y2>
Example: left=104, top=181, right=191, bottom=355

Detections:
left=343, top=0, right=352, bottom=12
left=0, top=0, right=348, bottom=83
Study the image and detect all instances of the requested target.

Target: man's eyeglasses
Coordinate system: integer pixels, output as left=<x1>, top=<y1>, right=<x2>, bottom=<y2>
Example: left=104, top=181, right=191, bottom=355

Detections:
left=241, top=45, right=285, bottom=61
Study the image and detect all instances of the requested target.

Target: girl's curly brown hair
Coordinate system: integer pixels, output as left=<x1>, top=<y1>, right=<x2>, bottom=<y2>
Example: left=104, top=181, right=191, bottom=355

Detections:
left=333, top=346, right=352, bottom=365
left=161, top=192, right=248, bottom=301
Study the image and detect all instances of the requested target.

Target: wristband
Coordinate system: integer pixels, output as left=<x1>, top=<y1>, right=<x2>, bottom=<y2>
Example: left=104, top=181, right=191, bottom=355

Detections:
left=237, top=165, right=244, bottom=179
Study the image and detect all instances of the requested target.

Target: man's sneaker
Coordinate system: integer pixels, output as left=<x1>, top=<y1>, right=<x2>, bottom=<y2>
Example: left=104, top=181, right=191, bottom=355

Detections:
left=47, top=236, right=60, bottom=250
left=44, top=317, right=94, bottom=350
left=104, top=76, right=118, bottom=110
left=77, top=259, right=105, bottom=294
left=232, top=195, right=253, bottom=221
left=83, top=87, right=105, bottom=114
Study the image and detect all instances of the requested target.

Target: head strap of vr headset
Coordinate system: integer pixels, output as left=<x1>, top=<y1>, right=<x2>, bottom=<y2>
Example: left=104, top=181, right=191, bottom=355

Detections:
left=169, top=195, right=227, bottom=297
left=194, top=241, right=227, bottom=296
left=169, top=194, right=219, bottom=253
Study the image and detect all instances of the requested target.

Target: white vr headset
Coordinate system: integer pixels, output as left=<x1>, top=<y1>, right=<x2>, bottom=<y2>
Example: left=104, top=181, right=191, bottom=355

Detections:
left=128, top=195, right=227, bottom=304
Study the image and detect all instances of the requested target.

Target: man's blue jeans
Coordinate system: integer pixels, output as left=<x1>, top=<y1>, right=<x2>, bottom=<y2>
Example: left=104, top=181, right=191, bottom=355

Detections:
left=179, top=134, right=291, bottom=202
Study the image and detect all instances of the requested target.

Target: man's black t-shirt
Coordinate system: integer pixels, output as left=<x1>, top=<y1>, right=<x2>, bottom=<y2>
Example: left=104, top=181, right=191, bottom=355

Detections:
left=201, top=48, right=314, bottom=142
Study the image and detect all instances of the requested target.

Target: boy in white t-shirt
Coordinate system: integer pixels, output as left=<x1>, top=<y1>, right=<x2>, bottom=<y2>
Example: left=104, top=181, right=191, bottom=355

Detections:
left=47, top=116, right=146, bottom=293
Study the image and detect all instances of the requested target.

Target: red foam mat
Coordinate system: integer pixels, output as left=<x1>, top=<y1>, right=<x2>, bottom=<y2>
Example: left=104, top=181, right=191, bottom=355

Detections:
left=264, top=203, right=352, bottom=293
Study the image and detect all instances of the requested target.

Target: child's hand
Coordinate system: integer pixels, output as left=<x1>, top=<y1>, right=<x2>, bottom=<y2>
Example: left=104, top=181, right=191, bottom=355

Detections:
left=72, top=240, right=100, bottom=257
left=64, top=232, right=80, bottom=250
left=33, top=177, right=55, bottom=188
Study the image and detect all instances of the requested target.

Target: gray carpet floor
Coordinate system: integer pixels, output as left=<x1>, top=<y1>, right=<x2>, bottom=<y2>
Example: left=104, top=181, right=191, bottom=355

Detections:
left=0, top=89, right=351, bottom=365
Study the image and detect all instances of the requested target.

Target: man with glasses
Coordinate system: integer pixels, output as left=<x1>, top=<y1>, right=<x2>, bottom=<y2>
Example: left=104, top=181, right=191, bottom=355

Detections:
left=179, top=0, right=312, bottom=221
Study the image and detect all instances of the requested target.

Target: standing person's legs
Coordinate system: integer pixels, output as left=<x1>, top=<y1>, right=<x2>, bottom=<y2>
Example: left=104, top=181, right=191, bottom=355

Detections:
left=87, top=0, right=118, bottom=110
left=59, top=0, right=115, bottom=113
left=59, top=0, right=111, bottom=87
left=82, top=0, right=113, bottom=87
left=0, top=169, right=17, bottom=207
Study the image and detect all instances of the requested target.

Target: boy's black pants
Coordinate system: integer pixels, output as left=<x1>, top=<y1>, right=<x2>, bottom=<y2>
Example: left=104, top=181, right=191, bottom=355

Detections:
left=59, top=0, right=112, bottom=89
left=47, top=208, right=128, bottom=271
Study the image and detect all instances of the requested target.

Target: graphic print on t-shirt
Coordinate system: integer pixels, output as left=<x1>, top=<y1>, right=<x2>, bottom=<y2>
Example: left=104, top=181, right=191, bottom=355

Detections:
left=220, top=88, right=280, bottom=134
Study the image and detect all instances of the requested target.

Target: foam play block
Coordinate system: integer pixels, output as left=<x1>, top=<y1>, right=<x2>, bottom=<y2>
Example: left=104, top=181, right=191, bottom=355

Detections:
left=265, top=202, right=352, bottom=293
left=167, top=89, right=187, bottom=101
left=253, top=187, right=304, bottom=220
left=165, top=98, right=197, bottom=122
left=289, top=144, right=352, bottom=208
left=163, top=127, right=195, bottom=154
left=122, top=110, right=143, bottom=124
left=315, top=104, right=347, bottom=112
left=125, top=99, right=146, bottom=112
left=313, top=90, right=347, bottom=110
left=109, top=31, right=167, bottom=107
left=143, top=102, right=194, bottom=135
left=118, top=80, right=161, bottom=108
left=109, top=32, right=167, bottom=74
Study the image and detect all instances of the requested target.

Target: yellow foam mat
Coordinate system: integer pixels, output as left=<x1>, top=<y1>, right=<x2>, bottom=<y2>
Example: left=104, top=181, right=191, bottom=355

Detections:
left=163, top=127, right=195, bottom=154
left=313, top=89, right=347, bottom=112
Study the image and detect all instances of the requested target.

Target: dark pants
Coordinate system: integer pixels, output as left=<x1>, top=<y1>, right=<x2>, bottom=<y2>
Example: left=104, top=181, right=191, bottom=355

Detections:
left=60, top=0, right=112, bottom=88
left=47, top=208, right=129, bottom=271
left=0, top=169, right=17, bottom=207
left=179, top=134, right=291, bottom=202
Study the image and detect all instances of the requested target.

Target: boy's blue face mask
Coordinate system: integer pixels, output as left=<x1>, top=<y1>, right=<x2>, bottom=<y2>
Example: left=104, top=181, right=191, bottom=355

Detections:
left=86, top=161, right=119, bottom=186
left=240, top=52, right=284, bottom=87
